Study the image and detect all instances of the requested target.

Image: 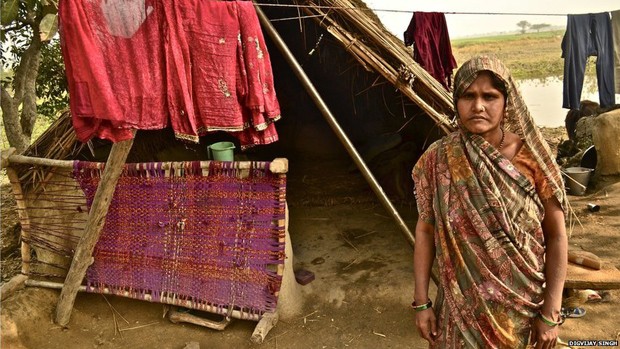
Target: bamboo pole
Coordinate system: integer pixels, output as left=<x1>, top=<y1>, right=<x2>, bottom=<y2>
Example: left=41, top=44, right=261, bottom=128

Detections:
left=26, top=279, right=261, bottom=321
left=2, top=148, right=32, bottom=275
left=256, top=5, right=416, bottom=247
left=325, top=26, right=454, bottom=133
left=256, top=3, right=439, bottom=285
left=3, top=154, right=289, bottom=174
left=306, top=4, right=454, bottom=132
left=55, top=138, right=134, bottom=326
left=257, top=4, right=419, bottom=238
left=302, top=0, right=454, bottom=121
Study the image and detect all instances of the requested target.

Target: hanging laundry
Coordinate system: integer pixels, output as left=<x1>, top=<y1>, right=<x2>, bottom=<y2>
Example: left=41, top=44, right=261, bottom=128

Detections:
left=403, top=12, right=457, bottom=90
left=612, top=10, right=620, bottom=94
left=59, top=0, right=169, bottom=143
left=561, top=12, right=616, bottom=109
left=59, top=0, right=281, bottom=149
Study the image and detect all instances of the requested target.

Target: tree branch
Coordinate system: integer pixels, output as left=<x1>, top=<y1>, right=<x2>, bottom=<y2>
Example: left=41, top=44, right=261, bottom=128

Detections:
left=1, top=86, right=29, bottom=153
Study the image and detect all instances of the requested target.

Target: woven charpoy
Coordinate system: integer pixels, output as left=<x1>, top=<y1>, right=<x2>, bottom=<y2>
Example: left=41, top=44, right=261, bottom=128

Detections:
left=72, top=160, right=286, bottom=319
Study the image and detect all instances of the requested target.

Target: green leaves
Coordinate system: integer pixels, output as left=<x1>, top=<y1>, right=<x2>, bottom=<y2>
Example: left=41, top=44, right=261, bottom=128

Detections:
left=1, top=0, right=19, bottom=26
left=39, top=13, right=57, bottom=41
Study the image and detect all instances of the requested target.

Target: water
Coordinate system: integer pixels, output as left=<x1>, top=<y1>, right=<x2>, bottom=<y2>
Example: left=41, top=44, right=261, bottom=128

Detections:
left=517, top=76, right=619, bottom=127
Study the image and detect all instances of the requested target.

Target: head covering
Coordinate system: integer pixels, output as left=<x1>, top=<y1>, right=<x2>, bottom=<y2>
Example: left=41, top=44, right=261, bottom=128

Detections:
left=452, top=55, right=567, bottom=210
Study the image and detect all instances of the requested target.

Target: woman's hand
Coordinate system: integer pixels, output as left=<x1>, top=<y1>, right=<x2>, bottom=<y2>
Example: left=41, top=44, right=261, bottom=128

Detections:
left=529, top=317, right=559, bottom=349
left=415, top=308, right=438, bottom=345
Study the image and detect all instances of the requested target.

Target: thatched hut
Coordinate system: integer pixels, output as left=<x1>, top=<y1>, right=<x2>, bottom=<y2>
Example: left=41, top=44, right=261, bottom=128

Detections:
left=16, top=0, right=455, bottom=198
left=2, top=0, right=456, bottom=339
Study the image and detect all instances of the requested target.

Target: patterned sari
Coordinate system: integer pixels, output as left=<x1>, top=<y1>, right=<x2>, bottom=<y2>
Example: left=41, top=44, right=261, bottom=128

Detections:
left=412, top=56, right=566, bottom=348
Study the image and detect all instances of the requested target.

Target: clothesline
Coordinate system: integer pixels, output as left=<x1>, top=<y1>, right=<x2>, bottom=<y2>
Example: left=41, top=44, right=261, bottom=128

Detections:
left=255, top=3, right=605, bottom=17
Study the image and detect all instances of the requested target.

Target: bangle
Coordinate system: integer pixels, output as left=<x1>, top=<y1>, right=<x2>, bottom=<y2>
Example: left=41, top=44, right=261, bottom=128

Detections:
left=537, top=312, right=563, bottom=327
left=412, top=299, right=432, bottom=312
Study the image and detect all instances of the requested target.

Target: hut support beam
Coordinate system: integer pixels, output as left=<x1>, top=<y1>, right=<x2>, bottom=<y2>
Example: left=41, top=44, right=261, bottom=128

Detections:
left=2, top=148, right=32, bottom=276
left=55, top=138, right=134, bottom=326
left=254, top=5, right=439, bottom=285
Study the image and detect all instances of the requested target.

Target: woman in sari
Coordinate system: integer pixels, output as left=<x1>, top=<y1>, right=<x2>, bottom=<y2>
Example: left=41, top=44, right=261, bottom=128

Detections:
left=412, top=56, right=568, bottom=349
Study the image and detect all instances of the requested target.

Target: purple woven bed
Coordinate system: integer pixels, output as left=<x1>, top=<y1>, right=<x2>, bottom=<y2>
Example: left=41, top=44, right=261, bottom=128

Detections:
left=73, top=160, right=286, bottom=319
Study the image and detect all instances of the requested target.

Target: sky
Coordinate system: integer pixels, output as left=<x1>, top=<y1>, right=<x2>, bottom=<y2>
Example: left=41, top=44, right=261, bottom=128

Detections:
left=363, top=0, right=620, bottom=39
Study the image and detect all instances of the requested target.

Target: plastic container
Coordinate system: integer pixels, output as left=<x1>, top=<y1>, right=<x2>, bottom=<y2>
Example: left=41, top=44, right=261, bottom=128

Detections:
left=208, top=142, right=235, bottom=161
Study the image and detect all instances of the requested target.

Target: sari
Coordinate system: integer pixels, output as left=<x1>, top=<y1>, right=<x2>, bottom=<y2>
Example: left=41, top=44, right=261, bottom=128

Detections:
left=412, top=56, right=567, bottom=348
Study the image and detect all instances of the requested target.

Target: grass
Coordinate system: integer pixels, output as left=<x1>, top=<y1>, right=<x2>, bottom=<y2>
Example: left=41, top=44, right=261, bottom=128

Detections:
left=451, top=30, right=597, bottom=80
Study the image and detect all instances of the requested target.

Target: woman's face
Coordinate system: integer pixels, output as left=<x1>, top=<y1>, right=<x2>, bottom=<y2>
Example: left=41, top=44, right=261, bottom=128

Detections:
left=456, top=71, right=506, bottom=139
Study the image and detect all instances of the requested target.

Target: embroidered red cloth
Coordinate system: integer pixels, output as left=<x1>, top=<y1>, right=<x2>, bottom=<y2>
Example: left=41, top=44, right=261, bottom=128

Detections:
left=59, top=0, right=280, bottom=148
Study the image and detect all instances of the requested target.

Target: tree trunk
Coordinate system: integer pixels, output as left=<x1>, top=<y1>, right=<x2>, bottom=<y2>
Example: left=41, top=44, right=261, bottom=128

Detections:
left=1, top=22, right=43, bottom=154
left=0, top=89, right=30, bottom=154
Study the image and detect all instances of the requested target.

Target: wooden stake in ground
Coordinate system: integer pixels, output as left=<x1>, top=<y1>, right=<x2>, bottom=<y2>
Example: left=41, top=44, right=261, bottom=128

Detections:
left=55, top=138, right=134, bottom=326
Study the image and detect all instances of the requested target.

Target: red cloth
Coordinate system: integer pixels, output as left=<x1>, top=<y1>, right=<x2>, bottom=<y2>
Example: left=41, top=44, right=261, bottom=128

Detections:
left=59, top=0, right=280, bottom=148
left=403, top=12, right=457, bottom=90
left=59, top=0, right=169, bottom=142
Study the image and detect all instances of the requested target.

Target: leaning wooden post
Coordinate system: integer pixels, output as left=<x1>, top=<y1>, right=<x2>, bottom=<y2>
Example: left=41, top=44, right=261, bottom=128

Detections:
left=254, top=5, right=438, bottom=286
left=55, top=138, right=134, bottom=326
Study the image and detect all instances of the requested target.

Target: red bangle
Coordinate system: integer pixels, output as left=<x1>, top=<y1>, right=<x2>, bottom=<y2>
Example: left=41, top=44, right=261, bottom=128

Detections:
left=412, top=299, right=432, bottom=311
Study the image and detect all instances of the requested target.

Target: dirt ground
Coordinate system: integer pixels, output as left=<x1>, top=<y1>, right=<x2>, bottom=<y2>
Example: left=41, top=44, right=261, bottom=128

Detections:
left=2, top=128, right=620, bottom=349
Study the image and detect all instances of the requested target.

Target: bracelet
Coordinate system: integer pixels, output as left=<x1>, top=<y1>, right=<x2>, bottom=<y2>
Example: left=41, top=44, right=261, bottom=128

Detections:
left=411, top=299, right=432, bottom=312
left=537, top=312, right=563, bottom=327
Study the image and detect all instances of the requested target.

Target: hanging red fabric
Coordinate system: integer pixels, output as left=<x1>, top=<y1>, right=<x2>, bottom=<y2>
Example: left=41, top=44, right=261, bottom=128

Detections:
left=58, top=0, right=281, bottom=148
left=404, top=12, right=457, bottom=90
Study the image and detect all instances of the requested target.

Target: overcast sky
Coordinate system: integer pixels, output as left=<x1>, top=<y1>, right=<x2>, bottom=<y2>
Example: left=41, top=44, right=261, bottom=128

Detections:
left=363, top=0, right=620, bottom=39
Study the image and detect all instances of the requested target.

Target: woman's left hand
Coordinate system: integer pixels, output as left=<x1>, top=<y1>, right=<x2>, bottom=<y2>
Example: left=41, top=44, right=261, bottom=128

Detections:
left=529, top=317, right=559, bottom=349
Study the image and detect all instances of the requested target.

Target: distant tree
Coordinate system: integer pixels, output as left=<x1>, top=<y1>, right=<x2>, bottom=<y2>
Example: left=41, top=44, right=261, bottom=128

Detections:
left=530, top=23, right=551, bottom=33
left=516, top=20, right=531, bottom=34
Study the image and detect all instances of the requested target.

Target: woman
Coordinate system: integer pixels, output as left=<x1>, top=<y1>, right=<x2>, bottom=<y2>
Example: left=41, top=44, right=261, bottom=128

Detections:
left=412, top=56, right=568, bottom=349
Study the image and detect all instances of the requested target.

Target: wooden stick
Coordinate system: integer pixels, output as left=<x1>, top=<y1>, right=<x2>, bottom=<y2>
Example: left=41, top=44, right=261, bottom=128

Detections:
left=4, top=154, right=289, bottom=174
left=25, top=279, right=260, bottom=321
left=3, top=148, right=33, bottom=275
left=119, top=321, right=159, bottom=332
left=0, top=274, right=28, bottom=300
left=561, top=171, right=587, bottom=190
left=55, top=138, right=134, bottom=326
left=251, top=312, right=279, bottom=344
left=168, top=308, right=232, bottom=331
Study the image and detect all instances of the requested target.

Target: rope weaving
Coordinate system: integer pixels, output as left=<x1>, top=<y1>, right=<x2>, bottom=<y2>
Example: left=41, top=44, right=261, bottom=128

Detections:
left=72, top=160, right=286, bottom=318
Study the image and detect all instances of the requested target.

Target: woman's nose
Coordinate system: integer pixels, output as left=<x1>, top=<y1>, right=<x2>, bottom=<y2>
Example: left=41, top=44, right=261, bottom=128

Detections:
left=473, top=99, right=484, bottom=112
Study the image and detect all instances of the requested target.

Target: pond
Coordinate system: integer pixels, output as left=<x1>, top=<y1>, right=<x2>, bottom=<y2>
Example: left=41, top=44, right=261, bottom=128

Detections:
left=517, top=75, right=618, bottom=127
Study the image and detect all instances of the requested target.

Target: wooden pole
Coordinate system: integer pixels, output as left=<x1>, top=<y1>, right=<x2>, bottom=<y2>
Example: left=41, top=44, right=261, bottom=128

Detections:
left=3, top=154, right=289, bottom=174
left=2, top=148, right=32, bottom=275
left=255, top=4, right=440, bottom=286
left=54, top=138, right=134, bottom=326
left=0, top=274, right=28, bottom=300
left=26, top=279, right=261, bottom=321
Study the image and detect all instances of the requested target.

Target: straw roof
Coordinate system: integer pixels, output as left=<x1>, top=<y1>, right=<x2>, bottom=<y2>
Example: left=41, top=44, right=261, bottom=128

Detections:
left=280, top=0, right=456, bottom=130
left=18, top=0, right=456, bottom=190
